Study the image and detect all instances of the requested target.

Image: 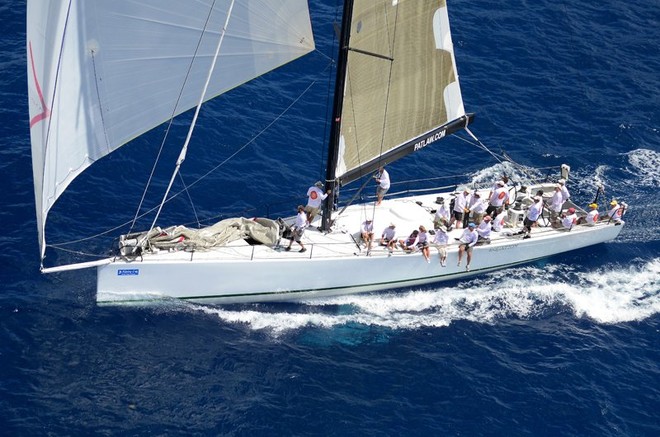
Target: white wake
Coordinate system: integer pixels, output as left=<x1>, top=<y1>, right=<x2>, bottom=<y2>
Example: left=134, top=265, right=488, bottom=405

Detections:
left=191, top=259, right=660, bottom=334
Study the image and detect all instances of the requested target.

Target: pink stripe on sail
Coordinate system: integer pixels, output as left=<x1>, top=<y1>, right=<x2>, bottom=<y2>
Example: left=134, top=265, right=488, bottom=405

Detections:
left=28, top=41, right=51, bottom=128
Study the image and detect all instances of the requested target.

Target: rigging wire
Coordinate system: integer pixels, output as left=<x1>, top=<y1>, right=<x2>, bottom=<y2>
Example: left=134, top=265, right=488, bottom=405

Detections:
left=128, top=0, right=219, bottom=236
left=146, top=0, right=236, bottom=238
left=318, top=8, right=340, bottom=182
left=460, top=127, right=548, bottom=183
left=370, top=2, right=400, bottom=225
left=343, top=64, right=366, bottom=219
left=174, top=79, right=324, bottom=193
left=47, top=75, right=327, bottom=249
left=335, top=2, right=400, bottom=225
left=316, top=0, right=339, bottom=179
left=178, top=172, right=201, bottom=228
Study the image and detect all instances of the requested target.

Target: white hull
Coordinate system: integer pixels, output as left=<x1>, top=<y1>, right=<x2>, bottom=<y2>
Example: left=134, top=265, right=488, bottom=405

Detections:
left=96, top=187, right=623, bottom=304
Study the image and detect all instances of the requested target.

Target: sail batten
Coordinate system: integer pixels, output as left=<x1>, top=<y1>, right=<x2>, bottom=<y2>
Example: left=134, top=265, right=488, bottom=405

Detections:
left=27, top=0, right=315, bottom=259
left=334, top=0, right=466, bottom=184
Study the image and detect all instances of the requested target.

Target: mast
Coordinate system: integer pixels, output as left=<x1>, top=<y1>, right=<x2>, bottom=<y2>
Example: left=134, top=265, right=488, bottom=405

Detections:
left=321, top=0, right=355, bottom=231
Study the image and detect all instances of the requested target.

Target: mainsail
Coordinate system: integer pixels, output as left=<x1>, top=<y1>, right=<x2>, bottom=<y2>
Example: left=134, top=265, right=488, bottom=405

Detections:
left=332, top=0, right=468, bottom=185
left=27, top=0, right=315, bottom=260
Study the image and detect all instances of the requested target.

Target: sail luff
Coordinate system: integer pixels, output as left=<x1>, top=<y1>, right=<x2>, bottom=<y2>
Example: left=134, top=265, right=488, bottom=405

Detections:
left=27, top=0, right=74, bottom=262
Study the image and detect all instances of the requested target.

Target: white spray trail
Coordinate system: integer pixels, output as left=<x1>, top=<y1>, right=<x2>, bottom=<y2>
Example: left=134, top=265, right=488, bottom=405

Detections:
left=190, top=259, right=660, bottom=334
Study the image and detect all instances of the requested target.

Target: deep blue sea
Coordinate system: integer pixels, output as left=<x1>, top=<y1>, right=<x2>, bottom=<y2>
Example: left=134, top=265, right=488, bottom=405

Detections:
left=2, top=0, right=659, bottom=435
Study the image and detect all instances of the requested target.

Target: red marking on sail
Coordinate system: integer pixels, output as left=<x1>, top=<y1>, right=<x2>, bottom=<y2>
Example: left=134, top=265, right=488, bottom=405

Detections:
left=28, top=41, right=51, bottom=128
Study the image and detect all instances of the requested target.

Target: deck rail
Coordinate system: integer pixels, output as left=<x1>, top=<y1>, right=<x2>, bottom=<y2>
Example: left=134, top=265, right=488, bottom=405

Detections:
left=144, top=218, right=614, bottom=264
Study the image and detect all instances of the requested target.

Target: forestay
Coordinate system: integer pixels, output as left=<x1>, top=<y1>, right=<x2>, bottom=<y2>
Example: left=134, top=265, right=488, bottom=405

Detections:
left=27, top=0, right=315, bottom=260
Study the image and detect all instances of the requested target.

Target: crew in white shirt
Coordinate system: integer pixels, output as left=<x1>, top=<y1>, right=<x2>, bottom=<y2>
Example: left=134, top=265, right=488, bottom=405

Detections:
left=375, top=166, right=390, bottom=206
left=548, top=184, right=563, bottom=226
left=469, top=192, right=488, bottom=225
left=285, top=205, right=308, bottom=252
left=433, top=197, right=450, bottom=229
left=457, top=222, right=479, bottom=271
left=492, top=209, right=508, bottom=232
left=450, top=189, right=471, bottom=229
left=380, top=223, right=397, bottom=254
left=476, top=216, right=492, bottom=242
left=578, top=203, right=599, bottom=225
left=558, top=178, right=570, bottom=206
left=561, top=207, right=577, bottom=230
left=487, top=180, right=509, bottom=217
left=522, top=196, right=543, bottom=238
left=602, top=200, right=626, bottom=223
left=305, top=181, right=330, bottom=224
left=411, top=225, right=432, bottom=262
left=361, top=219, right=375, bottom=252
left=432, top=225, right=449, bottom=266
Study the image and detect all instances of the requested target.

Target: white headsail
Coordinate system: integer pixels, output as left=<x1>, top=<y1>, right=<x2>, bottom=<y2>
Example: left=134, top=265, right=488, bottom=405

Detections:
left=27, top=0, right=315, bottom=260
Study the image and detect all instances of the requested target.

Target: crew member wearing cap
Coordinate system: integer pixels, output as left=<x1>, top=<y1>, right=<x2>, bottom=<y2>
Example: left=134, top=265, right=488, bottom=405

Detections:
left=375, top=166, right=390, bottom=206
left=457, top=222, right=478, bottom=271
left=433, top=197, right=450, bottom=229
left=465, top=191, right=481, bottom=228
left=285, top=205, right=308, bottom=252
left=602, top=200, right=626, bottom=223
left=578, top=203, right=599, bottom=225
left=522, top=196, right=544, bottom=239
left=380, top=223, right=397, bottom=254
left=432, top=224, right=449, bottom=266
left=487, top=176, right=509, bottom=204
left=476, top=215, right=492, bottom=243
left=495, top=176, right=509, bottom=189
left=492, top=208, right=508, bottom=232
left=587, top=203, right=600, bottom=225
left=558, top=178, right=570, bottom=207
left=561, top=207, right=578, bottom=230
left=486, top=180, right=509, bottom=217
left=548, top=184, right=564, bottom=227
left=360, top=218, right=375, bottom=252
left=469, top=192, right=488, bottom=225
left=450, top=188, right=471, bottom=230
left=305, top=181, right=331, bottom=224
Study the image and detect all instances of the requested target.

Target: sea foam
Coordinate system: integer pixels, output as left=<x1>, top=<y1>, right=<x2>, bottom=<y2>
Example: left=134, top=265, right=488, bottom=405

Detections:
left=189, top=258, right=660, bottom=335
left=624, top=148, right=660, bottom=187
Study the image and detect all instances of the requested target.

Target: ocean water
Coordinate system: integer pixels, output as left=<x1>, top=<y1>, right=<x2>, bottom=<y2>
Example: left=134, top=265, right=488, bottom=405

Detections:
left=2, top=0, right=659, bottom=435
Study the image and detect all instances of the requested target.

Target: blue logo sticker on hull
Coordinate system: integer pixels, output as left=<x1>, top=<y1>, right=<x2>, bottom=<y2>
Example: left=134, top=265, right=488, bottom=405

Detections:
left=117, top=269, right=139, bottom=276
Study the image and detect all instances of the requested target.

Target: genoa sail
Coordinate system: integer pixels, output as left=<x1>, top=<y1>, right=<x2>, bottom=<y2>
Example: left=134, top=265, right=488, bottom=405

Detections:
left=334, top=0, right=469, bottom=186
left=27, top=0, right=315, bottom=260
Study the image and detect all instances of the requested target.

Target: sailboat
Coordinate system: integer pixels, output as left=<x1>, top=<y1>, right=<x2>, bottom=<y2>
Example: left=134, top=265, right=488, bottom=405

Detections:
left=28, top=0, right=624, bottom=304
